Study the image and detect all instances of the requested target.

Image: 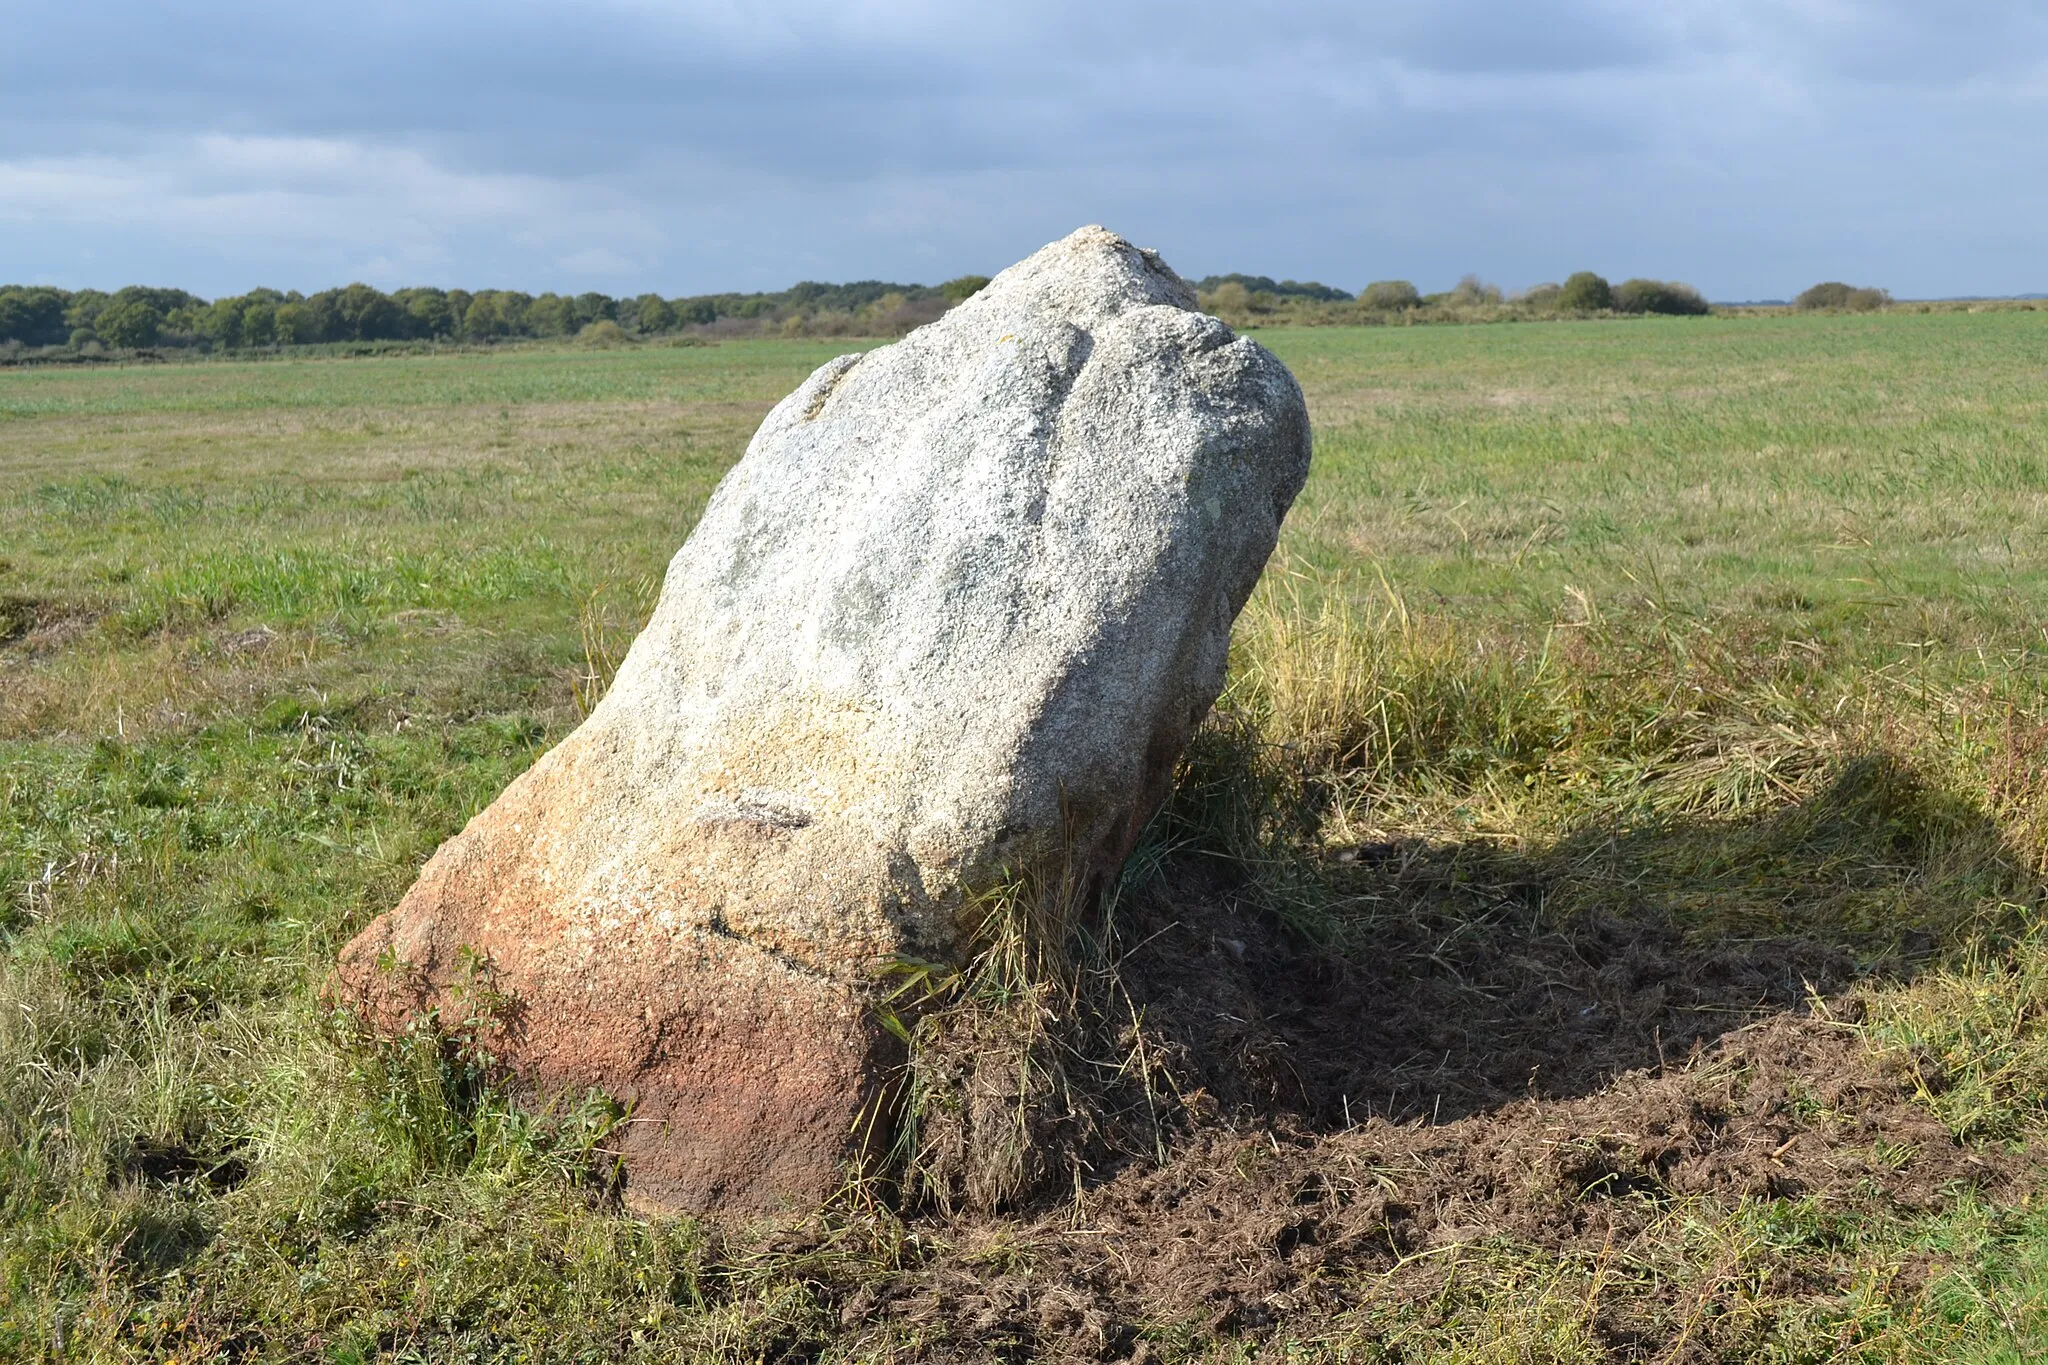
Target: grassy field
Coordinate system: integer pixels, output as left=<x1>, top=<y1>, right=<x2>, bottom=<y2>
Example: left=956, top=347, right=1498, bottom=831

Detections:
left=4, top=313, right=2048, bottom=1360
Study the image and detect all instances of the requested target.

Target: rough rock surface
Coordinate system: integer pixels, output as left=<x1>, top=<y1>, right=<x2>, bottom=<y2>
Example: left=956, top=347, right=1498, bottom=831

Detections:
left=334, top=226, right=1313, bottom=1213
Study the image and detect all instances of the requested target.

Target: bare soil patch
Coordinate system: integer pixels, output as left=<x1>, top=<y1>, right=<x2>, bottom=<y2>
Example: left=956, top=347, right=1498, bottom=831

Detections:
left=819, top=857, right=2031, bottom=1358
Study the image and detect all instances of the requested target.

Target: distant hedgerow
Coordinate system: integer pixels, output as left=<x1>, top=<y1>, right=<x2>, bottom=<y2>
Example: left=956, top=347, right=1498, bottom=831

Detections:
left=1796, top=281, right=1891, bottom=312
left=1192, top=273, right=1352, bottom=303
left=942, top=275, right=992, bottom=304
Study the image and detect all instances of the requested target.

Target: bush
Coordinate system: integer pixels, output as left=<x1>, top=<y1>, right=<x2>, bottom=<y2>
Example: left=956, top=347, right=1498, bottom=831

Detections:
left=1201, top=281, right=1256, bottom=317
left=861, top=291, right=910, bottom=321
left=1612, top=279, right=1710, bottom=316
left=1796, top=281, right=1890, bottom=312
left=575, top=320, right=627, bottom=347
left=1360, top=280, right=1421, bottom=311
left=1557, top=272, right=1612, bottom=312
left=1449, top=275, right=1503, bottom=306
left=1519, top=283, right=1562, bottom=309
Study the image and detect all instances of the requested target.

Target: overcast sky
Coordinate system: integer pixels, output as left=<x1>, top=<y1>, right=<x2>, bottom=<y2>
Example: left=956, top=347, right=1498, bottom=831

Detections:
left=3, top=1, right=2044, bottom=300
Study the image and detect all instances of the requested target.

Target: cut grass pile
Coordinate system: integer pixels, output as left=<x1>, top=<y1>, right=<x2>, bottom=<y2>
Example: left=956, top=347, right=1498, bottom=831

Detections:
left=3, top=313, right=2048, bottom=1360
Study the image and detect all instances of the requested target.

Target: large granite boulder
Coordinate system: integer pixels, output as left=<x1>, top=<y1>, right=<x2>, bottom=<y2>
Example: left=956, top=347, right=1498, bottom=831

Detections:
left=335, top=226, right=1312, bottom=1212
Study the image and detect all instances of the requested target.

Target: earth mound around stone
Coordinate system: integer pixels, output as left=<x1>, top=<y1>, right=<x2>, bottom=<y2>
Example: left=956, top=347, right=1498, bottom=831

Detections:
left=334, top=226, right=1314, bottom=1213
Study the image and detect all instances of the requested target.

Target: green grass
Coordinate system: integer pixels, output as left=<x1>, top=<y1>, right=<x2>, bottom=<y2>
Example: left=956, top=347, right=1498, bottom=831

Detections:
left=1270, top=313, right=2048, bottom=653
left=4, top=314, right=2048, bottom=1360
left=0, top=340, right=844, bottom=417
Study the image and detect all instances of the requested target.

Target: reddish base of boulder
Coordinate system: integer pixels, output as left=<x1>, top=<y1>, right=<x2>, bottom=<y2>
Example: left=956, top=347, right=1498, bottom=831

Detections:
left=334, top=897, right=896, bottom=1215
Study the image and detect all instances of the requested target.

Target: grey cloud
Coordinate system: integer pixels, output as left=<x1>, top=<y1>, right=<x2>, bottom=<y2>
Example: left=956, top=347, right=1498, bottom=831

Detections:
left=2, top=1, right=2044, bottom=298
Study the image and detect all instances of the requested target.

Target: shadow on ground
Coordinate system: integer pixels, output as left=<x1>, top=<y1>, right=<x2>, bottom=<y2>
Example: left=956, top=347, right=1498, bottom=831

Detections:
left=1117, top=751, right=2006, bottom=1132
left=835, top=754, right=2037, bottom=1356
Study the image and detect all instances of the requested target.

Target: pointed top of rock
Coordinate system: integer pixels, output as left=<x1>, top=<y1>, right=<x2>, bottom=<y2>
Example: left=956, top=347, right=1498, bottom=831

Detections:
left=954, top=226, right=1199, bottom=329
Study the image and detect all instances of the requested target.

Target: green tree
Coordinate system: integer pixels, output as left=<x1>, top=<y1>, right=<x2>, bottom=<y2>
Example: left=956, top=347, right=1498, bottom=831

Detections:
left=273, top=302, right=313, bottom=345
left=241, top=300, right=277, bottom=346
left=198, top=297, right=246, bottom=348
left=1360, top=280, right=1421, bottom=311
left=496, top=292, right=533, bottom=335
left=1557, top=272, right=1613, bottom=311
left=291, top=292, right=339, bottom=343
left=394, top=288, right=455, bottom=338
left=0, top=286, right=70, bottom=346
left=1448, top=274, right=1503, bottom=306
left=463, top=292, right=526, bottom=340
left=97, top=300, right=163, bottom=347
left=526, top=293, right=577, bottom=336
left=113, top=285, right=201, bottom=313
left=64, top=289, right=111, bottom=336
left=1612, top=279, right=1710, bottom=316
left=332, top=283, right=401, bottom=340
left=633, top=295, right=676, bottom=333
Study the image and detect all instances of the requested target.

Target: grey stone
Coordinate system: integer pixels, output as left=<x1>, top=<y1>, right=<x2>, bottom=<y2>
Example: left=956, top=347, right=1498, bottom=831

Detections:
left=335, top=225, right=1313, bottom=1212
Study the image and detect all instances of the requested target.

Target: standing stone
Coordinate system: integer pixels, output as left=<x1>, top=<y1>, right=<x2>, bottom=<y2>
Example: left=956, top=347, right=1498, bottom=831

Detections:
left=334, top=226, right=1312, bottom=1213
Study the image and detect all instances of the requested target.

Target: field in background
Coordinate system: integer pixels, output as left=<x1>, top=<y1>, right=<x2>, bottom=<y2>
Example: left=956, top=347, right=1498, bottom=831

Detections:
left=5, top=313, right=2048, bottom=1360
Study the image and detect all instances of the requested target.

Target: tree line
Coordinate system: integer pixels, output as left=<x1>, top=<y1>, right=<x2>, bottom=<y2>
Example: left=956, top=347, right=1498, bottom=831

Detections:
left=1194, top=271, right=1921, bottom=328
left=0, top=269, right=1907, bottom=354
left=0, top=276, right=995, bottom=353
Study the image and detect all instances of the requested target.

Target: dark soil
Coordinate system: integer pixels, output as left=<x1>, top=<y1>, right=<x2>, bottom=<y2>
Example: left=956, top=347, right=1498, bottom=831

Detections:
left=827, top=856, right=2032, bottom=1359
left=858, top=1014, right=2002, bottom=1360
left=1111, top=853, right=1865, bottom=1131
left=115, top=1136, right=251, bottom=1192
